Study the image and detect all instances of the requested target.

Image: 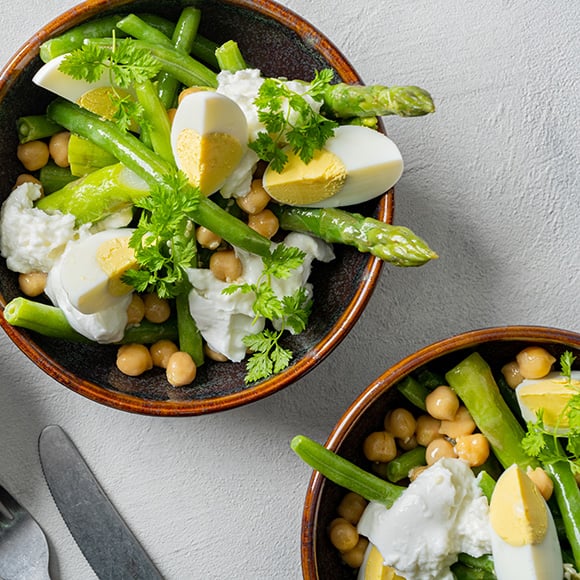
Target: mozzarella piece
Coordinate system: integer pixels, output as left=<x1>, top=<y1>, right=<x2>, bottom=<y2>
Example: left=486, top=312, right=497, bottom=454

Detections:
left=489, top=464, right=563, bottom=580
left=170, top=91, right=248, bottom=195
left=262, top=125, right=403, bottom=208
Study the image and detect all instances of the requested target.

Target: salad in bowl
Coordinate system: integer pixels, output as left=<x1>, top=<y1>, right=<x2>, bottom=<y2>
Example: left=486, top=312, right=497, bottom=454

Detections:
left=0, top=1, right=436, bottom=413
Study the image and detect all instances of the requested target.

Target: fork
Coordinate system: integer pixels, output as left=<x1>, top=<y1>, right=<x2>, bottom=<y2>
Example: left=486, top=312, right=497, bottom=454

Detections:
left=0, top=483, right=50, bottom=580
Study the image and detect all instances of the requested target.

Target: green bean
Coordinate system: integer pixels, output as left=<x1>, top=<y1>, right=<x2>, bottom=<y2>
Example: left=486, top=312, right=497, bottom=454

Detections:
left=39, top=162, right=76, bottom=194
left=215, top=40, right=247, bottom=72
left=385, top=446, right=426, bottom=482
left=39, top=14, right=175, bottom=62
left=415, top=368, right=445, bottom=390
left=176, top=290, right=204, bottom=367
left=157, top=7, right=202, bottom=108
left=190, top=35, right=220, bottom=70
left=396, top=375, right=429, bottom=410
left=476, top=470, right=496, bottom=502
left=3, top=297, right=178, bottom=344
left=291, top=435, right=405, bottom=507
left=134, top=80, right=173, bottom=163
left=16, top=115, right=62, bottom=143
left=116, top=13, right=172, bottom=46
left=87, top=37, right=218, bottom=88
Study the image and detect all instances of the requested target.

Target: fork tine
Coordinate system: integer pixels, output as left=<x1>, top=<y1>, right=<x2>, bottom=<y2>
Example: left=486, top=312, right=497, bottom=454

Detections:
left=0, top=483, right=20, bottom=514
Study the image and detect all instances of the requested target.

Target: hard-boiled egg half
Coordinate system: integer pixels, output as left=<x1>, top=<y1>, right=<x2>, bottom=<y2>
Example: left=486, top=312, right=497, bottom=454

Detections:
left=57, top=228, right=137, bottom=315
left=262, top=125, right=403, bottom=208
left=357, top=545, right=404, bottom=580
left=170, top=90, right=248, bottom=195
left=32, top=53, right=112, bottom=102
left=515, top=371, right=580, bottom=435
left=489, top=464, right=563, bottom=580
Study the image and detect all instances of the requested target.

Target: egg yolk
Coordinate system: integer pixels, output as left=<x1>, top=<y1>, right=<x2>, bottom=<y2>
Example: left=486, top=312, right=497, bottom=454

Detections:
left=175, top=128, right=244, bottom=195
left=489, top=464, right=548, bottom=547
left=96, top=236, right=136, bottom=297
left=263, top=148, right=347, bottom=205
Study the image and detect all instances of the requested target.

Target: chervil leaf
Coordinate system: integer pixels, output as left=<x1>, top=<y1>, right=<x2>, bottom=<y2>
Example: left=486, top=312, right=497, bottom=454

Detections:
left=59, top=43, right=109, bottom=83
left=282, top=287, right=312, bottom=334
left=242, top=329, right=293, bottom=383
left=263, top=244, right=306, bottom=279
left=123, top=171, right=202, bottom=298
left=249, top=70, right=338, bottom=170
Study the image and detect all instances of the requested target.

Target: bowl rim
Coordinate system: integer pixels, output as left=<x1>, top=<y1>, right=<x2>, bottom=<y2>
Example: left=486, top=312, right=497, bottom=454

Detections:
left=0, top=0, right=393, bottom=416
left=300, top=324, right=580, bottom=579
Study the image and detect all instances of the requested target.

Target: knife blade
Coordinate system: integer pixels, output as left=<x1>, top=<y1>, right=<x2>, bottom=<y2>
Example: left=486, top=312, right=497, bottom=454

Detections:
left=38, top=424, right=164, bottom=580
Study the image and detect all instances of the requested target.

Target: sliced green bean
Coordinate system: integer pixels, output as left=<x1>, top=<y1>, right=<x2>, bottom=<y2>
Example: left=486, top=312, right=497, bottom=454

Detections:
left=396, top=375, right=429, bottom=410
left=215, top=40, right=247, bottom=72
left=385, top=445, right=426, bottom=482
left=39, top=162, right=77, bottom=194
left=17, top=115, right=62, bottom=143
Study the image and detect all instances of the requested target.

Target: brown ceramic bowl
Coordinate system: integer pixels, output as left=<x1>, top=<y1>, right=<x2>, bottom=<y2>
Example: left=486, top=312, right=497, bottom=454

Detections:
left=0, top=0, right=392, bottom=415
left=300, top=325, right=580, bottom=579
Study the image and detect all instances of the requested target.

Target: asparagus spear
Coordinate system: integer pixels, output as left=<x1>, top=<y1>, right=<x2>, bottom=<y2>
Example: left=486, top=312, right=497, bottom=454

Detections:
left=445, top=352, right=539, bottom=471
left=274, top=206, right=437, bottom=266
left=321, top=83, right=435, bottom=118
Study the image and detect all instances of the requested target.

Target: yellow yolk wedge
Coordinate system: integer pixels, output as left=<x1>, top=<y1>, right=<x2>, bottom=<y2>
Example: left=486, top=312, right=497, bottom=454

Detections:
left=170, top=91, right=248, bottom=195
left=358, top=545, right=405, bottom=580
left=489, top=464, right=562, bottom=580
left=516, top=371, right=580, bottom=435
left=262, top=125, right=403, bottom=208
left=58, top=228, right=136, bottom=315
left=32, top=54, right=112, bottom=102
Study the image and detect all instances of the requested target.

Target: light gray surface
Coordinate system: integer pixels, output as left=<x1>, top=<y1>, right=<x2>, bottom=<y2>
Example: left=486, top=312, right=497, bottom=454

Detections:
left=0, top=1, right=578, bottom=578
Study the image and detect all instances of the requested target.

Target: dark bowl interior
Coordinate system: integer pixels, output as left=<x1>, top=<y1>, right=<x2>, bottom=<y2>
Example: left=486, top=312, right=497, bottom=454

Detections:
left=0, top=0, right=392, bottom=415
left=301, top=325, right=580, bottom=579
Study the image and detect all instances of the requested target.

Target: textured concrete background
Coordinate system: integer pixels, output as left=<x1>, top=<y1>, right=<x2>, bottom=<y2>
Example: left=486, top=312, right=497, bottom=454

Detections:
left=0, top=1, right=578, bottom=578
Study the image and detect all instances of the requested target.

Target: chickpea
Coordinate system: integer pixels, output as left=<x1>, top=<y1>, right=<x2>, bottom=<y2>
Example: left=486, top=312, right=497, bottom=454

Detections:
left=425, top=437, right=457, bottom=465
left=166, top=351, right=197, bottom=387
left=526, top=467, right=554, bottom=501
left=454, top=434, right=490, bottom=467
left=516, top=346, right=556, bottom=379
left=116, top=344, right=153, bottom=376
left=17, top=140, right=50, bottom=171
left=438, top=406, right=476, bottom=439
left=126, top=294, right=145, bottom=326
left=501, top=360, right=523, bottom=389
left=415, top=414, right=442, bottom=447
left=13, top=173, right=43, bottom=193
left=341, top=537, right=369, bottom=568
left=235, top=179, right=271, bottom=214
left=18, top=271, right=47, bottom=297
left=425, top=385, right=460, bottom=421
left=337, top=492, right=367, bottom=525
left=48, top=131, right=71, bottom=167
left=150, top=339, right=179, bottom=368
left=363, top=431, right=397, bottom=463
left=203, top=343, right=229, bottom=362
left=209, top=249, right=243, bottom=282
left=385, top=408, right=416, bottom=441
left=143, top=293, right=171, bottom=323
left=398, top=434, right=418, bottom=451
left=247, top=208, right=279, bottom=239
left=196, top=226, right=222, bottom=250
left=328, top=518, right=359, bottom=552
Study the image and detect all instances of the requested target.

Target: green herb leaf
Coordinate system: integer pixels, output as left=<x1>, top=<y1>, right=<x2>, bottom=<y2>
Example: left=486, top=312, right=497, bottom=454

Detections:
left=123, top=171, right=201, bottom=299
left=243, top=328, right=293, bottom=383
left=249, top=69, right=339, bottom=171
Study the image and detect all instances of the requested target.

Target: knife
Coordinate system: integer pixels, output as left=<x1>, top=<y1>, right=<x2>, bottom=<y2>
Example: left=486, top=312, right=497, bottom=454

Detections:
left=38, top=424, right=164, bottom=580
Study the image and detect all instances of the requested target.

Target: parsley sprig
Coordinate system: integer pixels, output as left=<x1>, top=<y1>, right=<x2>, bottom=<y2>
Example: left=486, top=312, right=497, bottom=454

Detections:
left=249, top=69, right=339, bottom=172
left=59, top=37, right=161, bottom=132
left=223, top=244, right=311, bottom=383
left=521, top=351, right=580, bottom=474
left=123, top=171, right=202, bottom=299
